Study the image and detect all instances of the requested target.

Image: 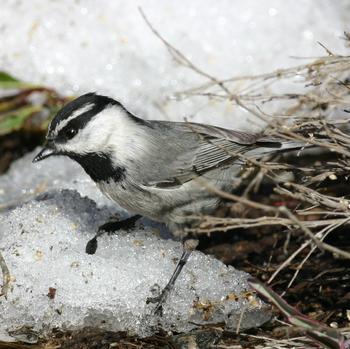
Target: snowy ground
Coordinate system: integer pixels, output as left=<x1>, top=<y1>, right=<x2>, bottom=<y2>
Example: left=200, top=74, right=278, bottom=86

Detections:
left=0, top=0, right=349, bottom=128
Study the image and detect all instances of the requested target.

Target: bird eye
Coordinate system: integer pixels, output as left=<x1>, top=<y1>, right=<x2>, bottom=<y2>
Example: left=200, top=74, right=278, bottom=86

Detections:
left=66, top=128, right=77, bottom=140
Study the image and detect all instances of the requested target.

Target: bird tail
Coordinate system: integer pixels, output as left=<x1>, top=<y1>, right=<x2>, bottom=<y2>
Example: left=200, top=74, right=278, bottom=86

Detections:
left=245, top=138, right=312, bottom=159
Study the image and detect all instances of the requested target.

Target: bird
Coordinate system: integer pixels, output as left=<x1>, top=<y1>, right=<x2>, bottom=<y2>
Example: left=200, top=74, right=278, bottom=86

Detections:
left=33, top=92, right=304, bottom=313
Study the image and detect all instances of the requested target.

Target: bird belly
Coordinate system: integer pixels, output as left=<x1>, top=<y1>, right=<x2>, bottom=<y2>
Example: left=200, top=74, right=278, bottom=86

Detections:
left=97, top=179, right=166, bottom=221
left=97, top=165, right=241, bottom=231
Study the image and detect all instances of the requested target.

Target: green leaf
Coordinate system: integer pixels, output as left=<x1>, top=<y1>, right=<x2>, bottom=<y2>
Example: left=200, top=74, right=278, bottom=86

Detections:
left=0, top=71, right=20, bottom=82
left=0, top=71, right=35, bottom=89
left=0, top=105, right=41, bottom=135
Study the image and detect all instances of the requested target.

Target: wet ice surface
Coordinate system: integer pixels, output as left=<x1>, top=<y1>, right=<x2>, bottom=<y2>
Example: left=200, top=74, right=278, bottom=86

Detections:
left=0, top=189, right=270, bottom=339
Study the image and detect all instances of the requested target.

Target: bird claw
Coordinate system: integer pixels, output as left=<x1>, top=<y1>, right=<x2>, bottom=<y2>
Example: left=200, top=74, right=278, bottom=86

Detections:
left=85, top=237, right=98, bottom=254
left=146, top=290, right=168, bottom=316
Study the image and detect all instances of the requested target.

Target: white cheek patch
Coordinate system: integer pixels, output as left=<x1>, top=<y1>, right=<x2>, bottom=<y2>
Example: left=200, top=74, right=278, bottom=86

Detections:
left=52, top=102, right=96, bottom=135
left=51, top=105, right=150, bottom=163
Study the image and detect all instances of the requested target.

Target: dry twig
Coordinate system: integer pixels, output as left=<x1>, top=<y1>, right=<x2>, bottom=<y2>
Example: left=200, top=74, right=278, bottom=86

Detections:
left=0, top=251, right=11, bottom=298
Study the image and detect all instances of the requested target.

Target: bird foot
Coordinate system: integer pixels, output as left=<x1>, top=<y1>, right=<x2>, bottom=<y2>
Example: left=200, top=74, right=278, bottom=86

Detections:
left=85, top=215, right=141, bottom=254
left=146, top=290, right=168, bottom=316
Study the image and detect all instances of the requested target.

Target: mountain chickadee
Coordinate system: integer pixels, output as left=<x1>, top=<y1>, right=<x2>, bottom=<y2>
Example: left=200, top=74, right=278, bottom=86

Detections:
left=33, top=93, right=303, bottom=313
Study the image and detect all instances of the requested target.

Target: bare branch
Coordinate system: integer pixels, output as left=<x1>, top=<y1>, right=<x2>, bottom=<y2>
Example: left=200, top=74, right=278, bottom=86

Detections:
left=0, top=251, right=11, bottom=298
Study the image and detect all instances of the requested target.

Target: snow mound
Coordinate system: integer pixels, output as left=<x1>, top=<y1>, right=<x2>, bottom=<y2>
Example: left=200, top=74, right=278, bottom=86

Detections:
left=0, top=189, right=270, bottom=339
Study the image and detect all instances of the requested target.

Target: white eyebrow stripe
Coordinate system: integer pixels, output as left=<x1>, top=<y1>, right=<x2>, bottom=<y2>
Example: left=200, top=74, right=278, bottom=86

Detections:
left=53, top=102, right=96, bottom=134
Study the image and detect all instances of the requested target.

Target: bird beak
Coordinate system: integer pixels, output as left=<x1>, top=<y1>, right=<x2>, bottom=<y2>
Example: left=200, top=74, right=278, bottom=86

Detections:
left=32, top=141, right=57, bottom=163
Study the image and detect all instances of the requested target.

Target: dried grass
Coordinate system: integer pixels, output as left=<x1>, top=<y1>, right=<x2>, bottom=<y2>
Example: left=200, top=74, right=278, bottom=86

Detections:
left=141, top=10, right=350, bottom=347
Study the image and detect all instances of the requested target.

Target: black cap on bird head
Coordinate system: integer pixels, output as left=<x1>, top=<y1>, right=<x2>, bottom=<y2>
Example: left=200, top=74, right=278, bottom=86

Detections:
left=32, top=92, right=119, bottom=163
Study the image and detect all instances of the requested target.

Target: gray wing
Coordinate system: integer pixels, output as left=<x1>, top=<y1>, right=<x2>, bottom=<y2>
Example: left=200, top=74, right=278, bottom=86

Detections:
left=142, top=121, right=279, bottom=188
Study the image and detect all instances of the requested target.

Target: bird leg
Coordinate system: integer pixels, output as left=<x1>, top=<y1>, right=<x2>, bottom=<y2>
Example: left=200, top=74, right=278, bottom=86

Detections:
left=147, top=238, right=199, bottom=315
left=85, top=214, right=141, bottom=254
